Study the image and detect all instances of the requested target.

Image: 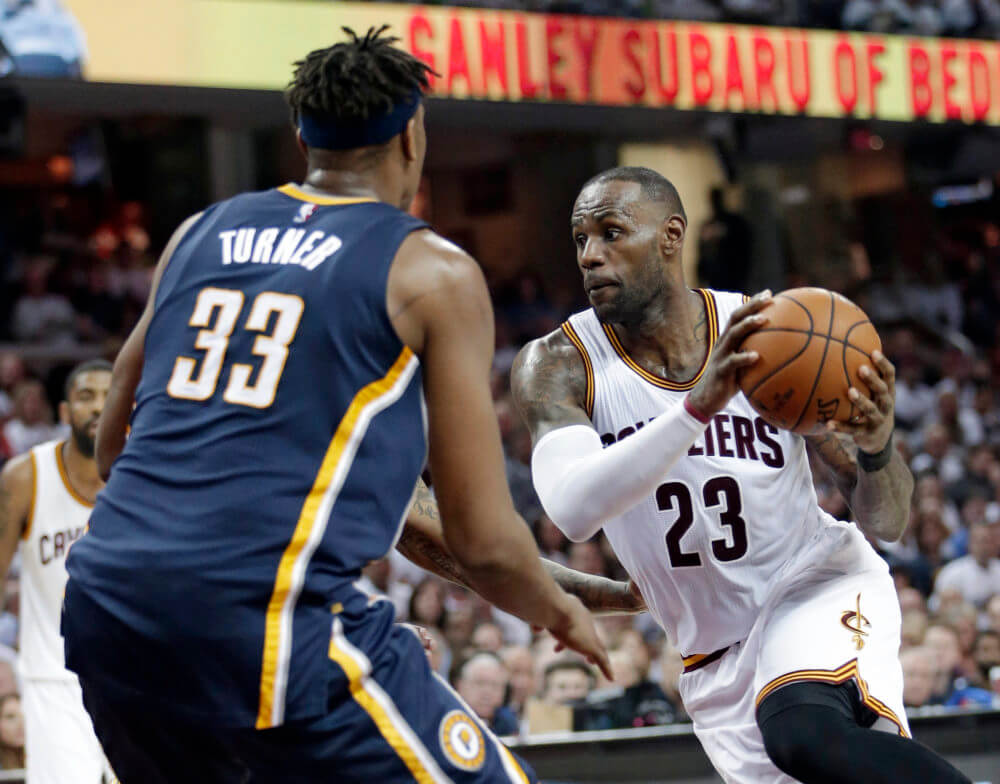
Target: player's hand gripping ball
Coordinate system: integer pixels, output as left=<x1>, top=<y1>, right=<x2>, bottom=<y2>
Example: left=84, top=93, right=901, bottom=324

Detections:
left=737, top=288, right=890, bottom=443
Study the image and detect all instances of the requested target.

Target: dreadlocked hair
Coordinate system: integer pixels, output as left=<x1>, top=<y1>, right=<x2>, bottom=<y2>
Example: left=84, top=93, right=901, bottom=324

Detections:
left=286, top=26, right=435, bottom=125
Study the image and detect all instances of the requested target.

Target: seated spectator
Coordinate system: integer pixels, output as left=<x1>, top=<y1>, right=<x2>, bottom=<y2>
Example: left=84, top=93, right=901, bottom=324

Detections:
left=534, top=514, right=569, bottom=565
left=471, top=621, right=505, bottom=653
left=900, top=500, right=951, bottom=596
left=454, top=652, right=519, bottom=736
left=900, top=646, right=938, bottom=708
left=499, top=645, right=535, bottom=719
left=900, top=608, right=930, bottom=650
left=408, top=577, right=447, bottom=629
left=0, top=693, right=23, bottom=770
left=972, top=630, right=1000, bottom=691
left=987, top=594, right=1000, bottom=634
left=356, top=557, right=411, bottom=619
left=568, top=540, right=607, bottom=578
left=0, top=352, right=25, bottom=421
left=922, top=622, right=978, bottom=703
left=2, top=379, right=65, bottom=457
left=911, top=423, right=965, bottom=485
left=540, top=659, right=595, bottom=706
left=578, top=639, right=678, bottom=730
left=932, top=523, right=1000, bottom=612
left=10, top=258, right=77, bottom=346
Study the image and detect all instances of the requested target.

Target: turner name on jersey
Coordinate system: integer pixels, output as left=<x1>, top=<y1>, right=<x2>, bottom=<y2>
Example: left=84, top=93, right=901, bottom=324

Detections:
left=601, top=412, right=786, bottom=468
left=218, top=227, right=343, bottom=270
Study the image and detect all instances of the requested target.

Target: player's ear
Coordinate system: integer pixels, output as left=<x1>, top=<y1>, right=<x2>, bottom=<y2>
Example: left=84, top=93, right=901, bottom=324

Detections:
left=58, top=400, right=70, bottom=426
left=400, top=116, right=418, bottom=164
left=661, top=214, right=686, bottom=257
left=294, top=128, right=308, bottom=161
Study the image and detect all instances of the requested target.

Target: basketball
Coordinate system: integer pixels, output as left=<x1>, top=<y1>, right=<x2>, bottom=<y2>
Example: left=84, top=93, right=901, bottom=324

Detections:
left=738, top=287, right=882, bottom=435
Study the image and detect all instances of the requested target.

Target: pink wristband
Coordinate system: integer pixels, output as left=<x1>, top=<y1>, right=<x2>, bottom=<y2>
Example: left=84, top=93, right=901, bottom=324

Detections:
left=684, top=395, right=712, bottom=424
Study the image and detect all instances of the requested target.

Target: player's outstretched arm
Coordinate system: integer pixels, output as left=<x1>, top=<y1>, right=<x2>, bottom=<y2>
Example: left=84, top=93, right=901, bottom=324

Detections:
left=0, top=454, right=32, bottom=589
left=388, top=232, right=611, bottom=677
left=95, top=212, right=202, bottom=479
left=511, top=292, right=771, bottom=542
left=397, top=479, right=645, bottom=614
left=805, top=351, right=912, bottom=542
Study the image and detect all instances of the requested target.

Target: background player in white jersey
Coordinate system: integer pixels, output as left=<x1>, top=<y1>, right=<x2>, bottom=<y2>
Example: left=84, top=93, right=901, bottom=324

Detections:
left=510, top=167, right=971, bottom=783
left=0, top=359, right=113, bottom=784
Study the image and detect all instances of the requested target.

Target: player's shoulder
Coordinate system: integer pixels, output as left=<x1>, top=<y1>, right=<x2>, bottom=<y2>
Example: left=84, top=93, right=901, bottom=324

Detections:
left=391, top=229, right=483, bottom=297
left=704, top=288, right=751, bottom=306
left=511, top=325, right=586, bottom=403
left=0, top=447, right=35, bottom=495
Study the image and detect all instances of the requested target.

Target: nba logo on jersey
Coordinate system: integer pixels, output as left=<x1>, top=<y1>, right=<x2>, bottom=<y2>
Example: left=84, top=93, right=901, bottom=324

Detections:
left=294, top=203, right=318, bottom=223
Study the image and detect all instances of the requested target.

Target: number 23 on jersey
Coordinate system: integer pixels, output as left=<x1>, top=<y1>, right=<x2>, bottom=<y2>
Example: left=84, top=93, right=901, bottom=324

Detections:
left=166, top=286, right=304, bottom=409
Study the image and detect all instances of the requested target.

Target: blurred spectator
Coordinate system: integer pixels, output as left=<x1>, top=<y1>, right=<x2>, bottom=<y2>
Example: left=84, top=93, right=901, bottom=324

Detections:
left=10, top=258, right=76, bottom=345
left=698, top=187, right=752, bottom=294
left=499, top=645, right=535, bottom=719
left=0, top=693, right=22, bottom=770
left=357, top=557, right=411, bottom=619
left=923, top=623, right=964, bottom=703
left=0, top=652, right=17, bottom=697
left=901, top=646, right=938, bottom=708
left=987, top=594, right=1000, bottom=634
left=0, top=0, right=87, bottom=78
left=408, top=577, right=448, bottom=629
left=454, top=652, right=519, bottom=736
left=534, top=514, right=569, bottom=564
left=567, top=540, right=607, bottom=578
left=932, top=523, right=1000, bottom=612
left=424, top=625, right=452, bottom=678
left=541, top=659, right=595, bottom=705
left=1, top=379, right=64, bottom=457
left=0, top=352, right=25, bottom=420
left=471, top=622, right=505, bottom=653
left=911, top=424, right=965, bottom=484
left=900, top=608, right=930, bottom=649
left=972, top=630, right=1000, bottom=691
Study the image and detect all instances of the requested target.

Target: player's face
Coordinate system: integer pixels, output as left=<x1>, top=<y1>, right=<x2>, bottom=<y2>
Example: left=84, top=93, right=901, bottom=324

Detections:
left=571, top=180, right=666, bottom=325
left=62, top=370, right=111, bottom=458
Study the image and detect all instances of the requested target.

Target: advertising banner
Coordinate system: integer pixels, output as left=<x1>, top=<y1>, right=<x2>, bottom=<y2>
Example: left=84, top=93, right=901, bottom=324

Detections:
left=56, top=0, right=1000, bottom=125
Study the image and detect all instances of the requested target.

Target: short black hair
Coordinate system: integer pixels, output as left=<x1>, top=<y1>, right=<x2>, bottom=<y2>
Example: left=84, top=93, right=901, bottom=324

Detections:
left=582, top=166, right=687, bottom=222
left=64, top=359, right=111, bottom=400
left=543, top=659, right=595, bottom=688
left=285, top=26, right=435, bottom=128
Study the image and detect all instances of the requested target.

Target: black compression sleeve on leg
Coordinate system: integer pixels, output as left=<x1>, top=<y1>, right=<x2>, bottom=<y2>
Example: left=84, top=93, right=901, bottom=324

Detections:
left=757, top=684, right=972, bottom=784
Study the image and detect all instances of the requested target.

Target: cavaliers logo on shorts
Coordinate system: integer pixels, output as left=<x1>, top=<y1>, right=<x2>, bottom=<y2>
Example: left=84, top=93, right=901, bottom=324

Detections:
left=439, top=710, right=486, bottom=772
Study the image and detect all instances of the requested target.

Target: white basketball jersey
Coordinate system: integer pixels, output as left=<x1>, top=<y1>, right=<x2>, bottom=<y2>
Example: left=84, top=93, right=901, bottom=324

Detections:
left=564, top=289, right=847, bottom=656
left=20, top=440, right=93, bottom=680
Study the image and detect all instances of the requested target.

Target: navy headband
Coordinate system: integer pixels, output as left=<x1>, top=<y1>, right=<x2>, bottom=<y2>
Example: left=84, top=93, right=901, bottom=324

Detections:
left=298, top=90, right=422, bottom=150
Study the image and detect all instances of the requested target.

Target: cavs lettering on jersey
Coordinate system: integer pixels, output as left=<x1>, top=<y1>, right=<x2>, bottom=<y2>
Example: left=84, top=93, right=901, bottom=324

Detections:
left=564, top=289, right=846, bottom=658
left=21, top=440, right=92, bottom=680
left=66, top=184, right=429, bottom=728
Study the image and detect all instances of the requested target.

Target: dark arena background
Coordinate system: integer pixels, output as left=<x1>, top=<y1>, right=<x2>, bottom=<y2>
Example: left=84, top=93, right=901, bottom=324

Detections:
left=1, top=0, right=999, bottom=781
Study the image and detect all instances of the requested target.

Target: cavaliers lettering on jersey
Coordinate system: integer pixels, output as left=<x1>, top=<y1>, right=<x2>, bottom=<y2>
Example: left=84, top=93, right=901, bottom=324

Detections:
left=563, top=290, right=849, bottom=658
left=65, top=184, right=429, bottom=728
left=20, top=440, right=92, bottom=681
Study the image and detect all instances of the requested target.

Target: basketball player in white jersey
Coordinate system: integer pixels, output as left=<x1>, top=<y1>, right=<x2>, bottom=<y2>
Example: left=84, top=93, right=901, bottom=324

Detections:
left=510, top=167, right=971, bottom=783
left=0, top=359, right=114, bottom=784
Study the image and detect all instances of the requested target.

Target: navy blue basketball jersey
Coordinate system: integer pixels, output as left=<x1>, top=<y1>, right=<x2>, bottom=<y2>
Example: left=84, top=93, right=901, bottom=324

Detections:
left=66, top=184, right=429, bottom=728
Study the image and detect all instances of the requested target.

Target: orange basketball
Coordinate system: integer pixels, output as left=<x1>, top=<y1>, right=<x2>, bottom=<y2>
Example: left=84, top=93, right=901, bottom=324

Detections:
left=738, top=287, right=882, bottom=435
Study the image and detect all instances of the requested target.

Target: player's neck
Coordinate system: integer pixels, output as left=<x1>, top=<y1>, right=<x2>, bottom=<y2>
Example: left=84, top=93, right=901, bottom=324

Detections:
left=61, top=440, right=103, bottom=502
left=301, top=166, right=403, bottom=209
left=614, top=287, right=708, bottom=381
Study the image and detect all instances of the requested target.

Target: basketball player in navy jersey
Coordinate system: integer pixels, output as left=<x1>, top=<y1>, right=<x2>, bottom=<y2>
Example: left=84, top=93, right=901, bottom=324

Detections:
left=508, top=167, right=970, bottom=783
left=62, top=28, right=610, bottom=783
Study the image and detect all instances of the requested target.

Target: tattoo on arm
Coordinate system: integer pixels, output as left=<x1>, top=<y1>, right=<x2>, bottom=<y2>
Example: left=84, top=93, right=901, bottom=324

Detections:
left=542, top=559, right=639, bottom=615
left=806, top=432, right=913, bottom=542
left=395, top=524, right=471, bottom=588
left=511, top=334, right=591, bottom=444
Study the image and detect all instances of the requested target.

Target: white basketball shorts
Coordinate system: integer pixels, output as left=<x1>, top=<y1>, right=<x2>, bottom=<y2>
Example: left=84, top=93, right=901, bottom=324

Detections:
left=23, top=677, right=114, bottom=784
left=678, top=524, right=909, bottom=784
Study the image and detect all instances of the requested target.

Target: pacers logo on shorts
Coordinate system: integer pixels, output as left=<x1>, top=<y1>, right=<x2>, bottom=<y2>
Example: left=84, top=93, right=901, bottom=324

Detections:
left=439, top=710, right=486, bottom=772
